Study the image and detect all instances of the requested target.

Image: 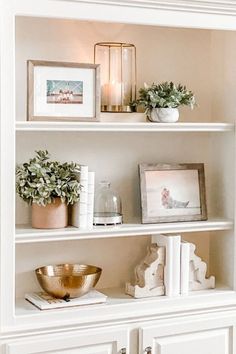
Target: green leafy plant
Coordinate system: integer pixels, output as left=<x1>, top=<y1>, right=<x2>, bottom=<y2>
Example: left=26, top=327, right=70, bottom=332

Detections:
left=16, top=150, right=81, bottom=206
left=134, top=81, right=196, bottom=114
left=129, top=100, right=138, bottom=112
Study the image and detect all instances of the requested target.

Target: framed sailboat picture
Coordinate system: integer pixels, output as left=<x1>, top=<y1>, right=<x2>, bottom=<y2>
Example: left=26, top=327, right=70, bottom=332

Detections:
left=139, top=163, right=207, bottom=223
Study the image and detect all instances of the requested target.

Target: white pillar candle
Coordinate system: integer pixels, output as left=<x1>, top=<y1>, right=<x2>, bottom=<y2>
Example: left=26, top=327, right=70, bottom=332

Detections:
left=102, top=82, right=123, bottom=106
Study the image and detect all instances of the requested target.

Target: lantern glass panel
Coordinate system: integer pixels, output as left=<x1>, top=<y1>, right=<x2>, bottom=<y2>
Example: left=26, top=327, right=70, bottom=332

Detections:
left=94, top=42, right=136, bottom=112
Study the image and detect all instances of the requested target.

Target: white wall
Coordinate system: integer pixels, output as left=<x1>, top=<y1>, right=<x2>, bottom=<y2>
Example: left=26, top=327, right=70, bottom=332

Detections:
left=15, top=130, right=216, bottom=296
left=16, top=131, right=213, bottom=224
left=15, top=236, right=149, bottom=297
left=15, top=17, right=212, bottom=122
left=209, top=31, right=236, bottom=288
left=210, top=30, right=236, bottom=123
left=14, top=17, right=236, bottom=295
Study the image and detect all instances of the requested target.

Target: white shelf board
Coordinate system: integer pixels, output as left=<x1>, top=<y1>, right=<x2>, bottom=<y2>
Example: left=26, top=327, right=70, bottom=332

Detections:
left=15, top=121, right=234, bottom=133
left=15, top=218, right=233, bottom=244
left=14, top=286, right=236, bottom=331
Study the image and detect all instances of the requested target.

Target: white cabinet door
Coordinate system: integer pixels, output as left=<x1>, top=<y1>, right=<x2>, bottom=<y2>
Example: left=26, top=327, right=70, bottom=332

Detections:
left=6, top=326, right=128, bottom=354
left=140, top=318, right=233, bottom=354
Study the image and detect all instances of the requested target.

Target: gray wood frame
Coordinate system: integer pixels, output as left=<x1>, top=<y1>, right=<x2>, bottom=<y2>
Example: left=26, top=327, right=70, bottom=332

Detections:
left=27, top=60, right=100, bottom=122
left=139, top=163, right=207, bottom=224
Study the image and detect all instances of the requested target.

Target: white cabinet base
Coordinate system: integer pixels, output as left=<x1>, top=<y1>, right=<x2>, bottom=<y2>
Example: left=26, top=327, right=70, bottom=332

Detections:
left=140, top=317, right=234, bottom=354
left=5, top=327, right=128, bottom=354
left=150, top=329, right=229, bottom=354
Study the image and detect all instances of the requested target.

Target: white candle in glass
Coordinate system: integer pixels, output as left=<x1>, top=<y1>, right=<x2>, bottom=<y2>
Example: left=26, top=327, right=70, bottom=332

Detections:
left=102, top=81, right=123, bottom=106
left=110, top=81, right=122, bottom=105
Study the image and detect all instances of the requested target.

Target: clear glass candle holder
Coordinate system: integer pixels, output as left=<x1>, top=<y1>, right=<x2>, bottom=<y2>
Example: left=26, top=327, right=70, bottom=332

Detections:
left=94, top=42, right=136, bottom=112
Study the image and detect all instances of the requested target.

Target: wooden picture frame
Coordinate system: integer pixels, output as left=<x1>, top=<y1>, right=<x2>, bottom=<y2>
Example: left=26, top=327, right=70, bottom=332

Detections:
left=27, top=60, right=100, bottom=122
left=139, top=163, right=207, bottom=224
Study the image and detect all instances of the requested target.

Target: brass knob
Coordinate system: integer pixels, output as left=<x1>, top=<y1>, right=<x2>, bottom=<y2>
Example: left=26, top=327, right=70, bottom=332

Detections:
left=145, top=347, right=152, bottom=354
left=120, top=349, right=126, bottom=354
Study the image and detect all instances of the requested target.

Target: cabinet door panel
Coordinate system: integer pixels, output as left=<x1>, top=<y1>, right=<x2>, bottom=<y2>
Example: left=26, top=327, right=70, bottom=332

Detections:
left=140, top=320, right=233, bottom=354
left=6, top=327, right=127, bottom=354
left=152, top=328, right=229, bottom=354
left=37, top=343, right=113, bottom=354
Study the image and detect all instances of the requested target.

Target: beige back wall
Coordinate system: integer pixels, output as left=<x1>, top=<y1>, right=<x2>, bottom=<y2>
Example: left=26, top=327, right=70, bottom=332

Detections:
left=211, top=30, right=236, bottom=122
left=15, top=17, right=212, bottom=122
left=15, top=17, right=236, bottom=295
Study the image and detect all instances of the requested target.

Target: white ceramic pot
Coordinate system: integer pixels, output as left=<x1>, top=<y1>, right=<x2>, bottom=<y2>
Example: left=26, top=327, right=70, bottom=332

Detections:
left=149, top=108, right=179, bottom=123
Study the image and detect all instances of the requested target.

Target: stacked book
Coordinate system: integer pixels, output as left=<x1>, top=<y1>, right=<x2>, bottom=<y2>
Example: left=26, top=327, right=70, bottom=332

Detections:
left=25, top=290, right=107, bottom=310
left=71, top=165, right=95, bottom=229
left=152, top=234, right=191, bottom=296
left=152, top=234, right=215, bottom=296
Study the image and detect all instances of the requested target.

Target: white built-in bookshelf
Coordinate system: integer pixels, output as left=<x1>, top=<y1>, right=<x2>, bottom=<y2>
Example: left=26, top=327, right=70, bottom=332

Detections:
left=15, top=218, right=233, bottom=243
left=15, top=121, right=234, bottom=132
left=14, top=286, right=234, bottom=329
left=2, top=1, right=236, bottom=353
left=13, top=14, right=236, bottom=325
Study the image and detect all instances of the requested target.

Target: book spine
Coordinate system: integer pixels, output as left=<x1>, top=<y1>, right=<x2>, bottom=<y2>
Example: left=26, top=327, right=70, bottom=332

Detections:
left=180, top=241, right=190, bottom=295
left=71, top=165, right=88, bottom=228
left=71, top=201, right=80, bottom=227
left=165, top=237, right=173, bottom=296
left=79, top=165, right=88, bottom=229
left=172, top=235, right=181, bottom=296
left=87, top=172, right=95, bottom=229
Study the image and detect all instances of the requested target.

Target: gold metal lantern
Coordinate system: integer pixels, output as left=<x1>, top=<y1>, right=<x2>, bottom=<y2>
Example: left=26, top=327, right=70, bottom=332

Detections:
left=94, top=42, right=136, bottom=112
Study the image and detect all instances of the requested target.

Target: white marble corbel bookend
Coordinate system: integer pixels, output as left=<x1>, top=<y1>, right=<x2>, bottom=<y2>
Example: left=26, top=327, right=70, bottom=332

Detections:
left=125, top=243, right=165, bottom=298
left=189, top=243, right=215, bottom=291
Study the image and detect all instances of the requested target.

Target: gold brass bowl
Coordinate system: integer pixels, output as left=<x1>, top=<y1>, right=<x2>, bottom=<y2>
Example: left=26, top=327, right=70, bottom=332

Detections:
left=35, top=264, right=102, bottom=299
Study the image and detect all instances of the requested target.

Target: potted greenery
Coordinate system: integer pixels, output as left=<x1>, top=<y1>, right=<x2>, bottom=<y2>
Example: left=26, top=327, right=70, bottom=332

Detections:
left=135, top=81, right=196, bottom=122
left=16, top=150, right=81, bottom=229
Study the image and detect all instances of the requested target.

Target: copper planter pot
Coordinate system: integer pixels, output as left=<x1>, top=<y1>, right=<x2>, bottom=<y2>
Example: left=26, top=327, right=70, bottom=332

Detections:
left=31, top=198, right=68, bottom=229
left=35, top=264, right=102, bottom=299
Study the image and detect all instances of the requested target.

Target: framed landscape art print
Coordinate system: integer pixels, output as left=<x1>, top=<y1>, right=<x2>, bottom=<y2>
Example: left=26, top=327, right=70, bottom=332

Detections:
left=27, top=60, right=100, bottom=122
left=139, top=163, right=207, bottom=223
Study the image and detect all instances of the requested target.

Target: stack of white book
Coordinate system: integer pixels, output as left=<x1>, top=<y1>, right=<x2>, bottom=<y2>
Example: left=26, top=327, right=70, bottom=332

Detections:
left=71, top=165, right=95, bottom=229
left=25, top=290, right=107, bottom=310
left=153, top=234, right=191, bottom=296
